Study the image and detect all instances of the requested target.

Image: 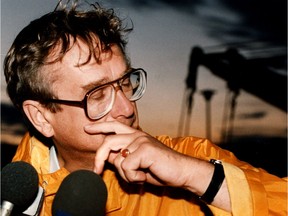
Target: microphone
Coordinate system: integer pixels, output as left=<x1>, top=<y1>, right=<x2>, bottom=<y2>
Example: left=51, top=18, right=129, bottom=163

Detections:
left=1, top=161, right=39, bottom=216
left=52, top=170, right=108, bottom=216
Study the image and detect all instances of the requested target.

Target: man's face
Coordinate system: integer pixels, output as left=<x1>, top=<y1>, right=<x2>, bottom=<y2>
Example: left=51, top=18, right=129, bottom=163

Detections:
left=44, top=40, right=139, bottom=156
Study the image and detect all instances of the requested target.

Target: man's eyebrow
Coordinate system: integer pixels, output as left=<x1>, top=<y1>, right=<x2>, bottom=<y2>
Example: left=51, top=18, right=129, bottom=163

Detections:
left=81, top=78, right=108, bottom=92
left=81, top=67, right=132, bottom=92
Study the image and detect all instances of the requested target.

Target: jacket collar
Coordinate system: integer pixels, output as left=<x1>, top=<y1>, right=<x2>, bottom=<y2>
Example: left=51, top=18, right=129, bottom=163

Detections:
left=15, top=132, right=122, bottom=213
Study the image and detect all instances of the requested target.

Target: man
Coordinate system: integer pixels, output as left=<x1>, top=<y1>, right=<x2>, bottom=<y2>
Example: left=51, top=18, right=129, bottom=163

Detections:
left=4, top=1, right=287, bottom=215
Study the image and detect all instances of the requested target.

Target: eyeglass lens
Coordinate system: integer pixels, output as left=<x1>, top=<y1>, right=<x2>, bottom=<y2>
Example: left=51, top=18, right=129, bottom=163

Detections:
left=87, top=70, right=146, bottom=119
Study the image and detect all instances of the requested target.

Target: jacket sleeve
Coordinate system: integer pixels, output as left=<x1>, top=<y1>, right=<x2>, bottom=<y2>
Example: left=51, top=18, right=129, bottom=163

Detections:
left=156, top=135, right=288, bottom=216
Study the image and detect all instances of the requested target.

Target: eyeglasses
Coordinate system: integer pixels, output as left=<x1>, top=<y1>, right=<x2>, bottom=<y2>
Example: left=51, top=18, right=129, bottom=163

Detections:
left=46, top=68, right=147, bottom=120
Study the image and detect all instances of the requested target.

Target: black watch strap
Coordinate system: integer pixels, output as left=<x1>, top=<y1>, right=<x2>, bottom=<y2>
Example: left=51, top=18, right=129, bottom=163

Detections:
left=199, top=159, right=225, bottom=204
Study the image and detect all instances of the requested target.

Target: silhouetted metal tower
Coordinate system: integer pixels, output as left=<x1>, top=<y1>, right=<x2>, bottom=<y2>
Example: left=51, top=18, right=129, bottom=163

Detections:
left=201, top=89, right=216, bottom=140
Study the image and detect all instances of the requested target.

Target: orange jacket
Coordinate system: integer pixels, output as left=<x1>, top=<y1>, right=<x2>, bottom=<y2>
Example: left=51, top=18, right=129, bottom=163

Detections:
left=13, top=133, right=287, bottom=215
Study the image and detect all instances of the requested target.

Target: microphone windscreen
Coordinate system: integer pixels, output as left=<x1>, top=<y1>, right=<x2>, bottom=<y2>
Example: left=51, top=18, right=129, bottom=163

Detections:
left=52, top=170, right=108, bottom=216
left=1, top=161, right=39, bottom=210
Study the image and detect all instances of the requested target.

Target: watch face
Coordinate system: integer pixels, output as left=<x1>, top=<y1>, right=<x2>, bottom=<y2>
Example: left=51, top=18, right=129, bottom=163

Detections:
left=210, top=159, right=222, bottom=164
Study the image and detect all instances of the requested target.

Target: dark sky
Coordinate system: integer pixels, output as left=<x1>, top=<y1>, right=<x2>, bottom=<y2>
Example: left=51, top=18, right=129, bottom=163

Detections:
left=127, top=0, right=287, bottom=45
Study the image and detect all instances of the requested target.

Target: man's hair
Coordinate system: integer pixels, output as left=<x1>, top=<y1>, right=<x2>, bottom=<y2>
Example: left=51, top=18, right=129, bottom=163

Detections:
left=4, top=1, right=132, bottom=113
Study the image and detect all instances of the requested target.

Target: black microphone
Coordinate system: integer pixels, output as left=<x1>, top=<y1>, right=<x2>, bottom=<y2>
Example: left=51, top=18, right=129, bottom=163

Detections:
left=52, top=170, right=108, bottom=216
left=1, top=161, right=39, bottom=216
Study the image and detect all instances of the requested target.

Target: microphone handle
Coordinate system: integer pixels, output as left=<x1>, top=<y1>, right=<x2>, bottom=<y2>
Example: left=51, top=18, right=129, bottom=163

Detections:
left=1, top=201, right=14, bottom=216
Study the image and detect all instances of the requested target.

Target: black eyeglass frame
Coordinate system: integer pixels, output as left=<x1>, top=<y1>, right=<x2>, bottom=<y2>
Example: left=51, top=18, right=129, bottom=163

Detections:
left=46, top=68, right=147, bottom=120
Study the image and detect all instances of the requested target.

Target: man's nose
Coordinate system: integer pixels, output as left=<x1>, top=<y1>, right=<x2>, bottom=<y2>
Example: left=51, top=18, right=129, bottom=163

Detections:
left=109, top=86, right=134, bottom=118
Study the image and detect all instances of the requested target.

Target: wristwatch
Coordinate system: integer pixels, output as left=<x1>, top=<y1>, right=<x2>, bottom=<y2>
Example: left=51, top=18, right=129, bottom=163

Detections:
left=199, top=159, right=225, bottom=204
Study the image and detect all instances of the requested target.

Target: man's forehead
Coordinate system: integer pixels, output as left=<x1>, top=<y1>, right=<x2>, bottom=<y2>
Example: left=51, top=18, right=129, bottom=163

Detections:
left=48, top=40, right=96, bottom=64
left=47, top=39, right=126, bottom=69
left=43, top=41, right=129, bottom=89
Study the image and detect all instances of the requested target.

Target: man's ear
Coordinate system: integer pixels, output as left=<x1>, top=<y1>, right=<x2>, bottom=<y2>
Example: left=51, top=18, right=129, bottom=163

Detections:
left=22, top=100, right=54, bottom=137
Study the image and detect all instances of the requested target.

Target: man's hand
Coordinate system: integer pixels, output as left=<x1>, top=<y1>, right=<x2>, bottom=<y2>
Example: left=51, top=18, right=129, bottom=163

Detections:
left=84, top=121, right=193, bottom=188
left=84, top=121, right=231, bottom=212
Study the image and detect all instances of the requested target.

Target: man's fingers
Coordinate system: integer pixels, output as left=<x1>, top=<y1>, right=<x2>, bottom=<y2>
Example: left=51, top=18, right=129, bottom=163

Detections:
left=94, top=133, right=138, bottom=174
left=84, top=121, right=136, bottom=134
left=94, top=141, right=124, bottom=174
left=84, top=121, right=137, bottom=174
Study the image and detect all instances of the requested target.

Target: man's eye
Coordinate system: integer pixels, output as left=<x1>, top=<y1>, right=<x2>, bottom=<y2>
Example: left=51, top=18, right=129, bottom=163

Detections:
left=90, top=90, right=105, bottom=101
left=122, top=78, right=132, bottom=88
left=122, top=78, right=130, bottom=84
